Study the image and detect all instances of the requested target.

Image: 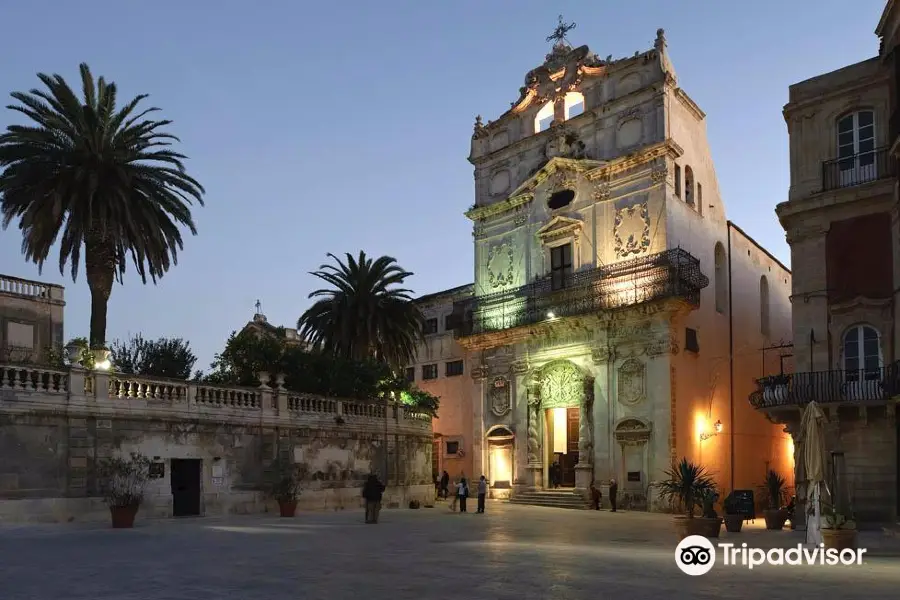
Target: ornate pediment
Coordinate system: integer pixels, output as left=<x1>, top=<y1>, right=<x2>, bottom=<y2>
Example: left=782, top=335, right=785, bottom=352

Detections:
left=614, top=417, right=652, bottom=446
left=536, top=215, right=584, bottom=244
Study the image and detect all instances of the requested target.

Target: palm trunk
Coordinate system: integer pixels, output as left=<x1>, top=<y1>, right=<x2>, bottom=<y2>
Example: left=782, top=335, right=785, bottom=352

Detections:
left=85, top=237, right=116, bottom=348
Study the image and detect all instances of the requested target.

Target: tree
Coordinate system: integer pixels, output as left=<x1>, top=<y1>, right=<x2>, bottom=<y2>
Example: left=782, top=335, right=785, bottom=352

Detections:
left=296, top=251, right=424, bottom=370
left=110, top=334, right=197, bottom=380
left=0, top=64, right=204, bottom=348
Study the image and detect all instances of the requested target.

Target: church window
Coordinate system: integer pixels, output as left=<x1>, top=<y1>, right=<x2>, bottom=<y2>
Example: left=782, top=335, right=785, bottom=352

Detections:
left=548, top=189, right=575, bottom=210
left=405, top=367, right=415, bottom=382
left=760, top=276, right=770, bottom=337
left=445, top=360, right=464, bottom=377
left=550, top=244, right=573, bottom=291
left=697, top=183, right=703, bottom=215
left=535, top=102, right=555, bottom=133
left=714, top=242, right=727, bottom=313
left=422, top=364, right=438, bottom=380
left=423, top=318, right=438, bottom=335
left=565, top=92, right=584, bottom=119
left=675, top=164, right=682, bottom=198
left=684, top=166, right=695, bottom=206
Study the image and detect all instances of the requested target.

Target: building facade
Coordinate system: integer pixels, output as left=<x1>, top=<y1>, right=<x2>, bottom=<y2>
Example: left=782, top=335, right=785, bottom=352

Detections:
left=751, top=2, right=900, bottom=526
left=414, top=29, right=794, bottom=509
left=0, top=274, right=65, bottom=363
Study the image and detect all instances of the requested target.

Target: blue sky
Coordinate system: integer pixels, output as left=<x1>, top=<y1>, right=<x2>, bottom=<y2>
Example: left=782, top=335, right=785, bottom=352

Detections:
left=0, top=0, right=886, bottom=369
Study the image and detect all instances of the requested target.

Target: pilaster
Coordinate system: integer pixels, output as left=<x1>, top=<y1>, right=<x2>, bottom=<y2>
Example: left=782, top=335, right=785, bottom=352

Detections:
left=591, top=345, right=612, bottom=480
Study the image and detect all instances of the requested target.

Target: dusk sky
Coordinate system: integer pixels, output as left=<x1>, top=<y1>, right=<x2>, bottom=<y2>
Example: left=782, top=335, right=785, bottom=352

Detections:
left=0, top=0, right=886, bottom=369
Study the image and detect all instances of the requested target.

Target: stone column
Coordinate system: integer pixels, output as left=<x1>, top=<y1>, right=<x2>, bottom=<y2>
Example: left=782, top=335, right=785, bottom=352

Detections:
left=591, top=346, right=612, bottom=479
left=575, top=376, right=595, bottom=492
left=470, top=366, right=488, bottom=486
left=511, top=359, right=530, bottom=490
left=525, top=380, right=543, bottom=490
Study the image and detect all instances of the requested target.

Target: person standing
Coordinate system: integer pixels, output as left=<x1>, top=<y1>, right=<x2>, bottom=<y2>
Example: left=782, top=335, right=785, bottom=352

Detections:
left=589, top=482, right=602, bottom=510
left=362, top=473, right=385, bottom=523
left=609, top=478, right=618, bottom=512
left=457, top=477, right=469, bottom=513
left=449, top=477, right=459, bottom=511
left=440, top=470, right=450, bottom=499
left=476, top=476, right=488, bottom=513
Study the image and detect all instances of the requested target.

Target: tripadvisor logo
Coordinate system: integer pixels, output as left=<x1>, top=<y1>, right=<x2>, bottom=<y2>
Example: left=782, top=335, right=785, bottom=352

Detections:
left=675, top=535, right=867, bottom=575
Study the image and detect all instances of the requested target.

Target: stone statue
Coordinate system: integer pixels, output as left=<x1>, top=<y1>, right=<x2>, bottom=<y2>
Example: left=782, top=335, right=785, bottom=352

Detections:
left=578, top=378, right=594, bottom=463
left=526, top=397, right=540, bottom=463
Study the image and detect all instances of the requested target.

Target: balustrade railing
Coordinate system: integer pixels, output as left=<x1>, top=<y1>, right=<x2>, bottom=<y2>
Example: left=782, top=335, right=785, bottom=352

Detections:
left=0, top=362, right=430, bottom=430
left=749, top=361, right=900, bottom=409
left=821, top=147, right=896, bottom=192
left=0, top=274, right=58, bottom=299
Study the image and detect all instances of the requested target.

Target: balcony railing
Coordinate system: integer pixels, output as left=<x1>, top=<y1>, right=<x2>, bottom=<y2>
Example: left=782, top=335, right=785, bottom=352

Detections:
left=821, top=147, right=896, bottom=192
left=749, top=361, right=900, bottom=409
left=452, top=248, right=708, bottom=337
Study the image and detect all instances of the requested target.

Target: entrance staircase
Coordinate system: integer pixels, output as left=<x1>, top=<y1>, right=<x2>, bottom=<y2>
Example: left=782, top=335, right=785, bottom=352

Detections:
left=508, top=489, right=589, bottom=510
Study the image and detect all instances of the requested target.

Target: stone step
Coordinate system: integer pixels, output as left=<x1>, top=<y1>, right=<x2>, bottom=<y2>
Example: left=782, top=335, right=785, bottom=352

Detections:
left=508, top=498, right=589, bottom=510
left=508, top=490, right=589, bottom=510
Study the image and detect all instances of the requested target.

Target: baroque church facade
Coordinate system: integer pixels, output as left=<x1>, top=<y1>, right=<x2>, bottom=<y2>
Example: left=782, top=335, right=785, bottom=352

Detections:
left=413, top=28, right=795, bottom=509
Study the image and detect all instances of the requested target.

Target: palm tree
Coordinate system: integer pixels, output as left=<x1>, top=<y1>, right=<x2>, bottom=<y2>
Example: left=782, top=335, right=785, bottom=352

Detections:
left=297, top=251, right=424, bottom=369
left=0, top=64, right=204, bottom=347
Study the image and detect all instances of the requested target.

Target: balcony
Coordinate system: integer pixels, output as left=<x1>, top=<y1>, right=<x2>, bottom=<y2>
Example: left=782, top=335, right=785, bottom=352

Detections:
left=452, top=248, right=708, bottom=337
left=821, top=147, right=896, bottom=192
left=749, top=361, right=900, bottom=410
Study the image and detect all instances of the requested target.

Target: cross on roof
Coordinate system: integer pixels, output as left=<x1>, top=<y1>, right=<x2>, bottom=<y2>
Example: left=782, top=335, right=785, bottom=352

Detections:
left=255, top=299, right=262, bottom=314
left=546, top=15, right=576, bottom=46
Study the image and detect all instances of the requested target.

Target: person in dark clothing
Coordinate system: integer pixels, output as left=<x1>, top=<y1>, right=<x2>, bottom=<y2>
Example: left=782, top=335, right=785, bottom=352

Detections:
left=440, top=471, right=450, bottom=499
left=476, top=475, right=488, bottom=513
left=362, top=474, right=385, bottom=523
left=550, top=461, right=560, bottom=489
left=609, top=478, right=618, bottom=512
left=456, top=477, right=469, bottom=513
left=589, top=482, right=602, bottom=510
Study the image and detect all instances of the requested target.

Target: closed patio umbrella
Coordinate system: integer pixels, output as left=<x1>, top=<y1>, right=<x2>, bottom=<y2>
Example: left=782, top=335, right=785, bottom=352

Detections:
left=801, top=401, right=827, bottom=546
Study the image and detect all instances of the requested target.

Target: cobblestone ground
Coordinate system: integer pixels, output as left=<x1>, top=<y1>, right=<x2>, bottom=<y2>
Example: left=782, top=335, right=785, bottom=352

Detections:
left=2, top=501, right=899, bottom=600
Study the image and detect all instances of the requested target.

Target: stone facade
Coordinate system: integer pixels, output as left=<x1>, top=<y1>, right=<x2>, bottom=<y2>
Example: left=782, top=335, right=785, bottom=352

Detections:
left=412, top=30, right=794, bottom=509
left=0, top=274, right=65, bottom=363
left=751, top=2, right=900, bottom=526
left=0, top=362, right=432, bottom=523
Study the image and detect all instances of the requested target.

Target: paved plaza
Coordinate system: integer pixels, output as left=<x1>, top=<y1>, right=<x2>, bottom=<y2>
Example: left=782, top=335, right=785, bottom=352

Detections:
left=2, top=501, right=900, bottom=599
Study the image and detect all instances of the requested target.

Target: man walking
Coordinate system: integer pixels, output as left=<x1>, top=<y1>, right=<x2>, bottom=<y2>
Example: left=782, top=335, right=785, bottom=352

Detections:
left=476, top=476, right=488, bottom=513
left=363, top=473, right=386, bottom=523
left=589, top=482, right=602, bottom=510
left=609, top=478, right=618, bottom=512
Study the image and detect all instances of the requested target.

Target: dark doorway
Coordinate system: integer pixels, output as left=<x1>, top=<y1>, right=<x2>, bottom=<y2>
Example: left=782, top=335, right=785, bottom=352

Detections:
left=170, top=458, right=202, bottom=517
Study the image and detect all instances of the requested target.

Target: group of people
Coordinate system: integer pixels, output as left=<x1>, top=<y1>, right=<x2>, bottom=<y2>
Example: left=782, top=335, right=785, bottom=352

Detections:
left=589, top=478, right=618, bottom=511
left=436, top=470, right=488, bottom=513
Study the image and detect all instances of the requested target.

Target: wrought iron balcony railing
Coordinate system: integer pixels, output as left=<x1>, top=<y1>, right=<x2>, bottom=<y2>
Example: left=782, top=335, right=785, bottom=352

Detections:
left=749, top=361, right=900, bottom=409
left=821, top=147, right=896, bottom=192
left=452, top=248, right=708, bottom=337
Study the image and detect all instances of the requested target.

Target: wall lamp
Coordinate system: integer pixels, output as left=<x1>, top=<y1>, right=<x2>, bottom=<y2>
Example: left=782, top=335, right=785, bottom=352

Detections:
left=699, top=420, right=723, bottom=441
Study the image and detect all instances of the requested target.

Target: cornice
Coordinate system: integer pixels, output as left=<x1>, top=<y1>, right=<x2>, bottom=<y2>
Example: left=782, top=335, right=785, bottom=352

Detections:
left=673, top=88, right=705, bottom=120
left=585, top=138, right=682, bottom=181
left=783, top=71, right=890, bottom=117
left=776, top=179, right=894, bottom=226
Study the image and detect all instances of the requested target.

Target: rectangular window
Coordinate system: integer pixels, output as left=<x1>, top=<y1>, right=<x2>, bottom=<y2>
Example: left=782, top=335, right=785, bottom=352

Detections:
left=697, top=183, right=703, bottom=211
left=445, top=440, right=460, bottom=455
left=538, top=114, right=554, bottom=132
left=685, top=328, right=700, bottom=353
left=550, top=243, right=573, bottom=290
left=675, top=164, right=682, bottom=197
left=445, top=360, right=464, bottom=377
left=422, top=364, right=438, bottom=380
left=423, top=318, right=438, bottom=335
left=405, top=367, right=415, bottom=382
left=567, top=100, right=584, bottom=119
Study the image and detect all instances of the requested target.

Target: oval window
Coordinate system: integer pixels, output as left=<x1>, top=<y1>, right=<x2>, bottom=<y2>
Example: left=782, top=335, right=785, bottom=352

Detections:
left=548, top=189, right=575, bottom=210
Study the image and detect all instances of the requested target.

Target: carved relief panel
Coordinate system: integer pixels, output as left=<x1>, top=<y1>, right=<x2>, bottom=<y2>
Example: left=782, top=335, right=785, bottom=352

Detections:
left=490, top=376, right=511, bottom=416
left=614, top=201, right=650, bottom=258
left=616, top=358, right=646, bottom=406
left=486, top=240, right=515, bottom=289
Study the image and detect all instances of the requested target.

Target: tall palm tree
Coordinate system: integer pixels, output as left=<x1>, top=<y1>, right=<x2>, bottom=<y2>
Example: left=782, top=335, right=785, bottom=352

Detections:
left=297, top=251, right=424, bottom=369
left=0, top=64, right=204, bottom=347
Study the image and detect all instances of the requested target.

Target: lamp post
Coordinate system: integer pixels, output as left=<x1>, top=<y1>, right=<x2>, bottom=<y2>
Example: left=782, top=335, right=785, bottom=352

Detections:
left=384, top=392, right=390, bottom=484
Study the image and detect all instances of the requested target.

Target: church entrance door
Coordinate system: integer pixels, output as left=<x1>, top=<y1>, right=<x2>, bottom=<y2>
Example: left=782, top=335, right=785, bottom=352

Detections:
left=546, top=407, right=579, bottom=488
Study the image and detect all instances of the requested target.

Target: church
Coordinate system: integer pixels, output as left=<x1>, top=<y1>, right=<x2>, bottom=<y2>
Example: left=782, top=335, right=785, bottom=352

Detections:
left=412, top=24, right=795, bottom=510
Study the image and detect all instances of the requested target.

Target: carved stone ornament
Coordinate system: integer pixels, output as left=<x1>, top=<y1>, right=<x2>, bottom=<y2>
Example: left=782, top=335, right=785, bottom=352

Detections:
left=539, top=360, right=584, bottom=409
left=646, top=334, right=679, bottom=357
left=593, top=183, right=610, bottom=201
left=510, top=359, right=530, bottom=374
left=591, top=345, right=613, bottom=364
left=490, top=376, right=511, bottom=416
left=650, top=165, right=667, bottom=183
left=473, top=224, right=486, bottom=239
left=614, top=202, right=651, bottom=258
left=487, top=242, right=515, bottom=288
left=614, top=418, right=652, bottom=446
left=617, top=358, right=646, bottom=406
left=471, top=365, right=489, bottom=381
left=513, top=214, right=528, bottom=227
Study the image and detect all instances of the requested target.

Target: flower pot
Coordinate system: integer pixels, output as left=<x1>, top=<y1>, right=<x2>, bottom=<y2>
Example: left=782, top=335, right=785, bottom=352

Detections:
left=724, top=514, right=744, bottom=533
left=65, top=343, right=84, bottom=367
left=110, top=504, right=139, bottom=528
left=822, top=528, right=857, bottom=551
left=764, top=508, right=788, bottom=530
left=278, top=499, right=297, bottom=517
left=674, top=516, right=723, bottom=539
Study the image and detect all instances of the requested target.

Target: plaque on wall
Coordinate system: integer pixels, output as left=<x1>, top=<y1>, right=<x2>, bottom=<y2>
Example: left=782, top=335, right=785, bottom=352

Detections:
left=149, top=462, right=165, bottom=479
left=626, top=471, right=641, bottom=482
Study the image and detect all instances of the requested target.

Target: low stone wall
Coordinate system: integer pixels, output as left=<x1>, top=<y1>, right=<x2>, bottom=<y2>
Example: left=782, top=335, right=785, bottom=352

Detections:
left=0, top=364, right=433, bottom=523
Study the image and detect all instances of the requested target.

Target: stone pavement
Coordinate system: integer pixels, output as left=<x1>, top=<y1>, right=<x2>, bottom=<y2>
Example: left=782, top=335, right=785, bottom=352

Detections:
left=2, top=501, right=899, bottom=600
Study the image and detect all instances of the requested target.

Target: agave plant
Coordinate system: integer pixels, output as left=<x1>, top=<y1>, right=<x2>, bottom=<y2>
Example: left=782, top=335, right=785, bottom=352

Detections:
left=656, top=458, right=716, bottom=518
left=762, top=469, right=787, bottom=510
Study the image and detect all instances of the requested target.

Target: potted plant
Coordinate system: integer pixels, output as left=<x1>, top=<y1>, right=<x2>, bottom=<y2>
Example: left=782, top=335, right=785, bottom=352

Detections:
left=722, top=491, right=744, bottom=533
left=655, top=458, right=717, bottom=539
left=820, top=501, right=858, bottom=550
left=761, top=469, right=789, bottom=530
left=96, top=451, right=151, bottom=528
left=268, top=456, right=302, bottom=517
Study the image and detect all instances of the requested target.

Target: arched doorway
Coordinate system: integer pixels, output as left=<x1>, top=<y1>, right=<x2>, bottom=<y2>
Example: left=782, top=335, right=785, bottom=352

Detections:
left=536, top=360, right=592, bottom=489
left=485, top=425, right=515, bottom=498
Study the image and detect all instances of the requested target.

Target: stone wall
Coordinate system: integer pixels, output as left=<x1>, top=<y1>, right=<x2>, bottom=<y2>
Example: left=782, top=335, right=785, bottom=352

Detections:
left=0, top=363, right=432, bottom=523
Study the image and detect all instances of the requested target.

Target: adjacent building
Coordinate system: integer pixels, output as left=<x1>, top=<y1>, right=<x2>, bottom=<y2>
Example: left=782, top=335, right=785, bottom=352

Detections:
left=0, top=274, right=65, bottom=363
left=414, top=28, right=794, bottom=509
left=751, top=1, right=900, bottom=526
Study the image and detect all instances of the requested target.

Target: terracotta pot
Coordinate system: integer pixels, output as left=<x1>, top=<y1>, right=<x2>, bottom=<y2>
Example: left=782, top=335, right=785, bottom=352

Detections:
left=278, top=499, right=297, bottom=517
left=674, top=516, right=723, bottom=539
left=724, top=514, right=744, bottom=533
left=822, top=528, right=858, bottom=551
left=763, top=508, right=788, bottom=530
left=110, top=504, right=139, bottom=529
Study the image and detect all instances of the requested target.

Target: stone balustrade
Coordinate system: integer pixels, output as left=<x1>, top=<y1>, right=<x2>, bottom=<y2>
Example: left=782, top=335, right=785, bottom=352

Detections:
left=0, top=362, right=432, bottom=433
left=0, top=274, right=63, bottom=301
